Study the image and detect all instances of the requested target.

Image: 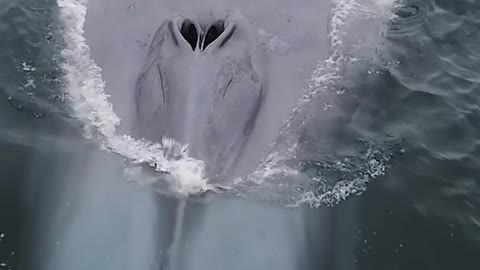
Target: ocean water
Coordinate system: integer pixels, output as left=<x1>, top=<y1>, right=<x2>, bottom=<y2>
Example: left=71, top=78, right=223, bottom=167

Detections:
left=1, top=0, right=480, bottom=269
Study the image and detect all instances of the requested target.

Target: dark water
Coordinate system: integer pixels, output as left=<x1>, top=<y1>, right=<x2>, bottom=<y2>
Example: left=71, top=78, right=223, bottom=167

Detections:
left=1, top=0, right=480, bottom=269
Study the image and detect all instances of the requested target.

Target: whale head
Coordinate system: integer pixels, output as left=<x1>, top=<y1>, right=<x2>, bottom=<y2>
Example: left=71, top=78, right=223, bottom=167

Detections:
left=134, top=14, right=264, bottom=181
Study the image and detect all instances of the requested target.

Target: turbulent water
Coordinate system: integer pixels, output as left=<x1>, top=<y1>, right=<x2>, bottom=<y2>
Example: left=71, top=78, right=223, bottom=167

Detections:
left=1, top=0, right=480, bottom=269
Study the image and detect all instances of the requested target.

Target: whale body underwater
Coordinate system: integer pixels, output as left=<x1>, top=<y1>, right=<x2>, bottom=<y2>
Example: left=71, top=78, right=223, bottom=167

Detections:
left=23, top=0, right=403, bottom=269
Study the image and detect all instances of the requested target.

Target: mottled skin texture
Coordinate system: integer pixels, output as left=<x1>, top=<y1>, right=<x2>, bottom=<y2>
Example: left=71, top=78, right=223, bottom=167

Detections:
left=134, top=14, right=263, bottom=181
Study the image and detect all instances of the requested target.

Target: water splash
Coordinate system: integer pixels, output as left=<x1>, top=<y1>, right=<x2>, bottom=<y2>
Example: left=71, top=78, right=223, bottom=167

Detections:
left=238, top=0, right=400, bottom=206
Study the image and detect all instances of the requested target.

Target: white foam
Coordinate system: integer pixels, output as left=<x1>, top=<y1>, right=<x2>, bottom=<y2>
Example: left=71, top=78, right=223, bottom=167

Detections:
left=57, top=0, right=210, bottom=195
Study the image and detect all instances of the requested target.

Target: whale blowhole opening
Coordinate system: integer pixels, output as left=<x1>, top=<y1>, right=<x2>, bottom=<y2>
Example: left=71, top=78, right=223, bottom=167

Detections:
left=180, top=19, right=199, bottom=50
left=203, top=20, right=226, bottom=50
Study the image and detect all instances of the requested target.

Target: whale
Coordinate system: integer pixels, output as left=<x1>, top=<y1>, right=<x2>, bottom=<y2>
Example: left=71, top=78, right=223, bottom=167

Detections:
left=82, top=0, right=334, bottom=186
left=28, top=0, right=379, bottom=269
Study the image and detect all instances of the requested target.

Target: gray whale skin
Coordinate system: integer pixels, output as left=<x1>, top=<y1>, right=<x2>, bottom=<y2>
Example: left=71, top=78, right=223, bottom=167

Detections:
left=134, top=14, right=264, bottom=182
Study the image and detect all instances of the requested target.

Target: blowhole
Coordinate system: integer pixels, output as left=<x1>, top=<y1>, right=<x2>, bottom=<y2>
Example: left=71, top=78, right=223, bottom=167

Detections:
left=180, top=20, right=199, bottom=50
left=203, top=20, right=225, bottom=50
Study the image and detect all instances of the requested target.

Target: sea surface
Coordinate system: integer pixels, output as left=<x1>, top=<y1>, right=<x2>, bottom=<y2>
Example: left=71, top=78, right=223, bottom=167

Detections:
left=1, top=0, right=480, bottom=269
